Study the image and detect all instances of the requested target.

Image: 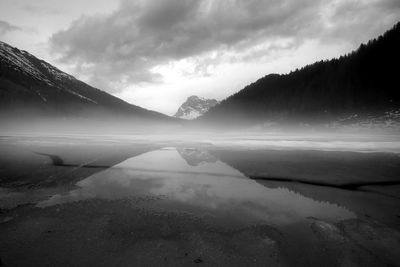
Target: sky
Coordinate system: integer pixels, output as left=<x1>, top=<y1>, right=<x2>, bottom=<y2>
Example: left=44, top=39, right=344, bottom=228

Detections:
left=1, top=0, right=400, bottom=115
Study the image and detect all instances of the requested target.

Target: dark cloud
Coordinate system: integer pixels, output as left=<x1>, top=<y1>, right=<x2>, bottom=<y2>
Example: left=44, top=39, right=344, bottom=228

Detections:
left=50, top=0, right=400, bottom=91
left=319, top=0, right=400, bottom=45
left=0, top=20, right=21, bottom=36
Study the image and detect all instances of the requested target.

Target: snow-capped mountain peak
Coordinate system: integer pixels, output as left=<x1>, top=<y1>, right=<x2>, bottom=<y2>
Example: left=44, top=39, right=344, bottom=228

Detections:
left=174, top=95, right=219, bottom=120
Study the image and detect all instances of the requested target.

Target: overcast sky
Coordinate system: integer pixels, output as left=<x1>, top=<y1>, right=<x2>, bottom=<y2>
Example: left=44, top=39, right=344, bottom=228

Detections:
left=1, top=0, right=399, bottom=115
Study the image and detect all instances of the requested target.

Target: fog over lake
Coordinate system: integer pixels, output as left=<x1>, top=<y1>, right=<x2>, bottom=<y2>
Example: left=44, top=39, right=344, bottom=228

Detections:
left=1, top=1, right=400, bottom=265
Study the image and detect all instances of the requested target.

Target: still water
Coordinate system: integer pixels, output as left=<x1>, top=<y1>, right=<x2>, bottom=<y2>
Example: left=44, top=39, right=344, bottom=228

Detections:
left=39, top=147, right=355, bottom=225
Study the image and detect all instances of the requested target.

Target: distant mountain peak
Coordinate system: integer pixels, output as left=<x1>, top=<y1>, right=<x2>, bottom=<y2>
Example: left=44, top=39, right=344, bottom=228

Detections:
left=174, top=95, right=218, bottom=120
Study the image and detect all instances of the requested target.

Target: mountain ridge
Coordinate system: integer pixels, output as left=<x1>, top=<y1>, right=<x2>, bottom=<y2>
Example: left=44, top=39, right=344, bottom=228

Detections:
left=0, top=41, right=173, bottom=121
left=199, top=22, right=400, bottom=127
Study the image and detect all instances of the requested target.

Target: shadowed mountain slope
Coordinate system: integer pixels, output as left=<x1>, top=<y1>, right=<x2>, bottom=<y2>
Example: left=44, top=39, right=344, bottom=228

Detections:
left=200, top=22, right=400, bottom=126
left=0, top=41, right=174, bottom=123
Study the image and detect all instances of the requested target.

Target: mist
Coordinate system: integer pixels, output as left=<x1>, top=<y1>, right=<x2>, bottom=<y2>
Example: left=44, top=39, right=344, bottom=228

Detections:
left=1, top=2, right=400, bottom=266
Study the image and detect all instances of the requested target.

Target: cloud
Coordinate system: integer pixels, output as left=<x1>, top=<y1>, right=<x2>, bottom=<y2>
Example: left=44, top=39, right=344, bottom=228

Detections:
left=0, top=20, right=21, bottom=36
left=21, top=5, right=67, bottom=15
left=50, top=0, right=400, bottom=92
left=318, top=0, right=400, bottom=45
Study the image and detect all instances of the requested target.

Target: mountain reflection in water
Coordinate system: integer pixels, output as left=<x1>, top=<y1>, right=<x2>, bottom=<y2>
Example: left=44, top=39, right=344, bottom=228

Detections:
left=38, top=147, right=355, bottom=224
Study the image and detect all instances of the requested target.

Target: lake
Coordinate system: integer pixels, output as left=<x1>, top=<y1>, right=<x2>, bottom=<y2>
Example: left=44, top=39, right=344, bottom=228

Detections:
left=1, top=134, right=400, bottom=266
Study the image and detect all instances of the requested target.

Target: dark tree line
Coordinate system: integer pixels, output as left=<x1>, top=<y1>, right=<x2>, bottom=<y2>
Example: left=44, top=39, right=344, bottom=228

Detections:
left=202, top=22, right=400, bottom=124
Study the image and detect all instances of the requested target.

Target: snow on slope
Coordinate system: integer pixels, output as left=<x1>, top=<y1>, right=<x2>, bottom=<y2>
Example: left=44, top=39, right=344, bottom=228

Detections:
left=0, top=41, right=96, bottom=104
left=0, top=42, right=53, bottom=85
left=174, top=96, right=219, bottom=120
left=328, top=109, right=400, bottom=131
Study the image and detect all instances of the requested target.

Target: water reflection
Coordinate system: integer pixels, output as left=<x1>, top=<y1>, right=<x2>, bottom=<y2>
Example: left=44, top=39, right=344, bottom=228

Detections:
left=177, top=148, right=218, bottom=166
left=38, top=147, right=355, bottom=224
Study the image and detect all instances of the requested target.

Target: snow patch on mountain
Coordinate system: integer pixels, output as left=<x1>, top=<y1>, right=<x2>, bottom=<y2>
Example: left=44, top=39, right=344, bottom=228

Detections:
left=39, top=61, right=74, bottom=81
left=65, top=88, right=98, bottom=104
left=174, top=96, right=219, bottom=120
left=0, top=41, right=97, bottom=104
left=0, top=42, right=53, bottom=85
left=328, top=109, right=400, bottom=131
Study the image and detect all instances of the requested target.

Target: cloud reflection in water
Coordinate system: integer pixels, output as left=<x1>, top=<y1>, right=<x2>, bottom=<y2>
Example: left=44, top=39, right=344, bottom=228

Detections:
left=38, top=147, right=355, bottom=224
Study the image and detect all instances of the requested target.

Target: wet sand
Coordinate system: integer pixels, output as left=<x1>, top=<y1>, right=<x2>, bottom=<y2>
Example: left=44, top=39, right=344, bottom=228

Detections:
left=1, top=136, right=400, bottom=266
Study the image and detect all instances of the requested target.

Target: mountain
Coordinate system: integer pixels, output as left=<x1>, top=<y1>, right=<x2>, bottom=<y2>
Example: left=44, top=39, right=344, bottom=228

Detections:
left=200, top=22, right=400, bottom=127
left=174, top=95, right=218, bottom=120
left=0, top=41, right=172, bottom=122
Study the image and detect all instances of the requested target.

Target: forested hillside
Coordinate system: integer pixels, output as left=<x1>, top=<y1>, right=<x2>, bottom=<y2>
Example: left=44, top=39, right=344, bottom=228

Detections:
left=201, top=22, right=400, bottom=125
